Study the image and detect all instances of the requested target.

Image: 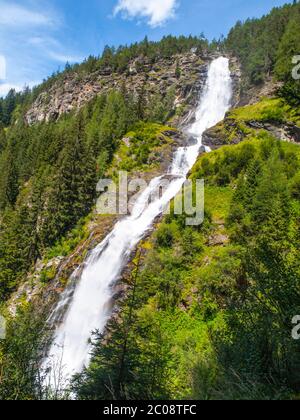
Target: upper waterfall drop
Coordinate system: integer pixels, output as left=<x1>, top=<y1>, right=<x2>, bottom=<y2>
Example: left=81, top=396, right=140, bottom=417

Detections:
left=189, top=56, right=232, bottom=137
left=43, top=57, right=232, bottom=391
left=171, top=56, right=232, bottom=176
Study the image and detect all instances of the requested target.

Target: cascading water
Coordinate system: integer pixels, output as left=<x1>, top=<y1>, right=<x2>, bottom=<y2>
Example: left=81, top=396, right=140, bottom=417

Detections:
left=43, top=56, right=232, bottom=391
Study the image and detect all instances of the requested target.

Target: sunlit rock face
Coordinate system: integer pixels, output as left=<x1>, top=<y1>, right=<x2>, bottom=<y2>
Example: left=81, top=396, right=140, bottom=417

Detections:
left=26, top=52, right=211, bottom=125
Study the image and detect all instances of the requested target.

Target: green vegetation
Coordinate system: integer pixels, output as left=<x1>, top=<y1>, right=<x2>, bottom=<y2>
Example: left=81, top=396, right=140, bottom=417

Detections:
left=0, top=303, right=48, bottom=400
left=0, top=1, right=300, bottom=401
left=72, top=135, right=300, bottom=400
left=275, top=7, right=300, bottom=106
left=207, top=97, right=300, bottom=149
left=0, top=86, right=179, bottom=301
left=230, top=97, right=300, bottom=126
left=110, top=122, right=175, bottom=174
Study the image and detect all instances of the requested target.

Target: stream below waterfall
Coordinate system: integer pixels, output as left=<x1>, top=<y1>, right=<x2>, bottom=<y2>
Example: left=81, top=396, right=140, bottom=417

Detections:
left=43, top=56, right=233, bottom=391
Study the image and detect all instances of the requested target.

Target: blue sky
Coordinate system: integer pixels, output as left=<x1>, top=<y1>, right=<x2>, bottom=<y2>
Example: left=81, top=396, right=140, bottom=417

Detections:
left=0, top=0, right=293, bottom=96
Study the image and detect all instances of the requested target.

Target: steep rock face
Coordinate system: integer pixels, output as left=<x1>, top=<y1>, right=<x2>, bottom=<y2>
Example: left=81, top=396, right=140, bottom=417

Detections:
left=237, top=77, right=284, bottom=107
left=175, top=55, right=241, bottom=128
left=229, top=56, right=242, bottom=107
left=25, top=53, right=209, bottom=125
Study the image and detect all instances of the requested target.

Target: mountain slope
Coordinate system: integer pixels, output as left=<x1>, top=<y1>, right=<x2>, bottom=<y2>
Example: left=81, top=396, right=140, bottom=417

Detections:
left=73, top=119, right=300, bottom=401
left=0, top=2, right=300, bottom=401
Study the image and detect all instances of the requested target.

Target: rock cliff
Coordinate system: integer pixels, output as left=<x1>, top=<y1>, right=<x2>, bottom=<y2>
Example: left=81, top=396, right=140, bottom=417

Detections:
left=26, top=53, right=208, bottom=125
left=25, top=53, right=241, bottom=127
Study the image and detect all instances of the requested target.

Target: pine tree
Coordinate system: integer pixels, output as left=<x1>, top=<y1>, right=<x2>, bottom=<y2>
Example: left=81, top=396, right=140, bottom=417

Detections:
left=0, top=126, right=6, bottom=153
left=2, top=89, right=17, bottom=126
left=275, top=11, right=300, bottom=105
left=0, top=146, right=19, bottom=208
left=41, top=113, right=96, bottom=246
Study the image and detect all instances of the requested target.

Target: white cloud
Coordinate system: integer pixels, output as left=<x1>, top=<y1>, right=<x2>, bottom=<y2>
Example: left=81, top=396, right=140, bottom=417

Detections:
left=0, top=3, right=82, bottom=96
left=0, top=2, right=58, bottom=27
left=114, top=0, right=178, bottom=27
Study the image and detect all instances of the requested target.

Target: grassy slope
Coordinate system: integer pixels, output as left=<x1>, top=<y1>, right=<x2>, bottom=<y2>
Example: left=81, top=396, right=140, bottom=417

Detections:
left=209, top=97, right=300, bottom=146
left=230, top=98, right=300, bottom=126
left=108, top=122, right=176, bottom=176
left=127, top=135, right=300, bottom=399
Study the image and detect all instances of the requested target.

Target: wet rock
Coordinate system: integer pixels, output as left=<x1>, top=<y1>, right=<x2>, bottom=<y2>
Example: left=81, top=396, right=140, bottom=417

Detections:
left=187, top=136, right=198, bottom=146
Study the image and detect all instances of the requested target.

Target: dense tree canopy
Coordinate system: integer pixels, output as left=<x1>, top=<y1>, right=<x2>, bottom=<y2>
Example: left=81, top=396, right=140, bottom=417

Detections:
left=0, top=91, right=134, bottom=298
left=226, top=1, right=300, bottom=105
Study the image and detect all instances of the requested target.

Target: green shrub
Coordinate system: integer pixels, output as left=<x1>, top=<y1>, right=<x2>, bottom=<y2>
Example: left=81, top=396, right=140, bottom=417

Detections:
left=155, top=223, right=178, bottom=248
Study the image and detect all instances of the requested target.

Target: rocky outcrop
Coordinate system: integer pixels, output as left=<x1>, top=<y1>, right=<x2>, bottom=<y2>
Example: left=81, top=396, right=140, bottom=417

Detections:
left=202, top=116, right=300, bottom=150
left=202, top=117, right=243, bottom=149
left=237, top=77, right=284, bottom=107
left=229, top=56, right=242, bottom=107
left=180, top=55, right=241, bottom=129
left=246, top=120, right=300, bottom=143
left=202, top=123, right=228, bottom=149
left=10, top=54, right=243, bottom=316
left=26, top=53, right=209, bottom=125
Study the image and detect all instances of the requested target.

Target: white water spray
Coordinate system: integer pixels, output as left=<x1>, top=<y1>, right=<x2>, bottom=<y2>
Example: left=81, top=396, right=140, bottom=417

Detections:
left=43, top=57, right=232, bottom=390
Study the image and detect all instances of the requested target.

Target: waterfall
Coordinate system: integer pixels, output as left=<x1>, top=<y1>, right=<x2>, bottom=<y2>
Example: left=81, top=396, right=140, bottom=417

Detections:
left=42, top=56, right=232, bottom=391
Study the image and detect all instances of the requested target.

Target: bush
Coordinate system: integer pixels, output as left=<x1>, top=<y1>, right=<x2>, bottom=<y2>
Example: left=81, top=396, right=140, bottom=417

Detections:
left=155, top=223, right=177, bottom=248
